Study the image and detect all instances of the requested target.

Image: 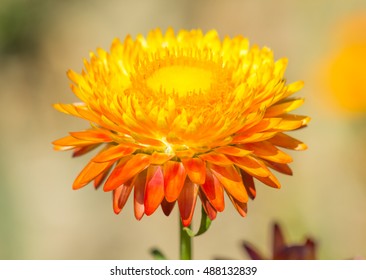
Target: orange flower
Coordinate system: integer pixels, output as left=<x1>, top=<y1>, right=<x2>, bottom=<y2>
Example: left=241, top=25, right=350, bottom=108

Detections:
left=53, top=28, right=309, bottom=226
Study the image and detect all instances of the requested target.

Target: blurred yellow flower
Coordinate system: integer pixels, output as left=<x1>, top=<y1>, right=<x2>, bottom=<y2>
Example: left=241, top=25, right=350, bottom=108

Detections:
left=53, top=28, right=309, bottom=226
left=325, top=14, right=366, bottom=113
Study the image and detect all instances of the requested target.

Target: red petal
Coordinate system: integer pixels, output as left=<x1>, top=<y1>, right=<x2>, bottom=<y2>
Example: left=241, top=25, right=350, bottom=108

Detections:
left=210, top=164, right=248, bottom=203
left=178, top=180, right=199, bottom=227
left=200, top=168, right=225, bottom=212
left=161, top=198, right=176, bottom=216
left=113, top=183, right=133, bottom=214
left=104, top=154, right=150, bottom=191
left=199, top=190, right=217, bottom=221
left=134, top=170, right=147, bottom=220
left=227, top=193, right=247, bottom=217
left=163, top=161, right=187, bottom=202
left=73, top=160, right=114, bottom=190
left=181, top=157, right=206, bottom=185
left=144, top=166, right=165, bottom=216
left=239, top=170, right=256, bottom=200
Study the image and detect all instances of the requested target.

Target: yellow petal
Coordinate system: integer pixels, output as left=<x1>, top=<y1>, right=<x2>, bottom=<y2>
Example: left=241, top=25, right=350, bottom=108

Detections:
left=265, top=98, right=305, bottom=117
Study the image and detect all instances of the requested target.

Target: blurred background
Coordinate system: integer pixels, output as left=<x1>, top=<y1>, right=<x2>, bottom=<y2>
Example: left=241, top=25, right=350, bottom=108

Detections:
left=1, top=0, right=366, bottom=260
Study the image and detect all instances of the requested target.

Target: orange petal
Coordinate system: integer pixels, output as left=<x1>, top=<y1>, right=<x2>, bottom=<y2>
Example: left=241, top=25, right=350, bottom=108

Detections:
left=70, top=129, right=113, bottom=142
left=94, top=163, right=113, bottom=189
left=239, top=170, right=256, bottom=200
left=198, top=152, right=232, bottom=166
left=74, top=106, right=104, bottom=126
left=265, top=98, right=305, bottom=117
left=272, top=114, right=310, bottom=131
left=163, top=161, right=187, bottom=202
left=181, top=157, right=206, bottom=185
left=161, top=198, right=176, bottom=216
left=73, top=160, right=115, bottom=190
left=53, top=103, right=85, bottom=118
left=256, top=172, right=281, bottom=189
left=199, top=190, right=217, bottom=221
left=227, top=193, right=247, bottom=217
left=214, top=146, right=252, bottom=157
left=175, top=149, right=195, bottom=158
left=144, top=166, right=165, bottom=216
left=244, top=142, right=293, bottom=163
left=150, top=152, right=174, bottom=165
left=228, top=155, right=270, bottom=177
left=209, top=164, right=248, bottom=203
left=268, top=132, right=307, bottom=151
left=272, top=80, right=304, bottom=104
left=113, top=183, right=134, bottom=214
left=92, top=144, right=136, bottom=162
left=72, top=144, right=100, bottom=157
left=130, top=133, right=165, bottom=147
left=134, top=170, right=147, bottom=220
left=238, top=118, right=282, bottom=134
left=232, top=131, right=278, bottom=144
left=53, top=135, right=96, bottom=148
left=104, top=154, right=150, bottom=191
left=200, top=168, right=225, bottom=212
left=178, top=180, right=199, bottom=227
left=262, top=159, right=293, bottom=175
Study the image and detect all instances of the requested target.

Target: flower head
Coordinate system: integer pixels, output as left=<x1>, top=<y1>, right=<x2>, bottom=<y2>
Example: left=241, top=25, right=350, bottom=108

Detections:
left=53, top=28, right=309, bottom=226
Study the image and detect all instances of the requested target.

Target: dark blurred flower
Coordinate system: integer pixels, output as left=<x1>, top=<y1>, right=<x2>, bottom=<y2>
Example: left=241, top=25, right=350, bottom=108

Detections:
left=243, top=222, right=316, bottom=260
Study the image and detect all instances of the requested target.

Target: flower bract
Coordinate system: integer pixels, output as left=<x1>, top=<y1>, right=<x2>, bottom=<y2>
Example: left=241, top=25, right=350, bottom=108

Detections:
left=53, top=28, right=309, bottom=226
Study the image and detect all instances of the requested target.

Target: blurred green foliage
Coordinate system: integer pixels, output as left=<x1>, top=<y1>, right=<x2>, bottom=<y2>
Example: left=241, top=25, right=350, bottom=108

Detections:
left=0, top=0, right=46, bottom=58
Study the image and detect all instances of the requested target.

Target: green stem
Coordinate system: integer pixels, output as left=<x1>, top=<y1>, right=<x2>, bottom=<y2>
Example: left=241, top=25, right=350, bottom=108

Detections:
left=180, top=221, right=192, bottom=260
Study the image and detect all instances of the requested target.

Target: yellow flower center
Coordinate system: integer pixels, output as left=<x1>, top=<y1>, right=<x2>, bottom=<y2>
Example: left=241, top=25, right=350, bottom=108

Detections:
left=126, top=52, right=244, bottom=151
left=146, top=65, right=213, bottom=98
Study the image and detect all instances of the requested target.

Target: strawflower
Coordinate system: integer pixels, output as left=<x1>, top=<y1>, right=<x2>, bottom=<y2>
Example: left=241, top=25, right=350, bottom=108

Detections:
left=53, top=28, right=309, bottom=228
